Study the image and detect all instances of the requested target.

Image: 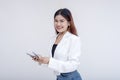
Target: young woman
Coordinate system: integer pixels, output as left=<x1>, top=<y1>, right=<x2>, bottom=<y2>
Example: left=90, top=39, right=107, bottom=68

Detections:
left=33, top=8, right=82, bottom=80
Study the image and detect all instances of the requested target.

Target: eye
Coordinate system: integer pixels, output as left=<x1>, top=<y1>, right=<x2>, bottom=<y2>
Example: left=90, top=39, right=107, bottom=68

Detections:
left=60, top=20, right=64, bottom=22
left=54, top=19, right=58, bottom=22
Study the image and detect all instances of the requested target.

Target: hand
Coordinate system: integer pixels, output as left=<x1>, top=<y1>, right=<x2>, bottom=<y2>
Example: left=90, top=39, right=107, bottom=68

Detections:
left=32, top=55, right=50, bottom=64
left=38, top=57, right=50, bottom=64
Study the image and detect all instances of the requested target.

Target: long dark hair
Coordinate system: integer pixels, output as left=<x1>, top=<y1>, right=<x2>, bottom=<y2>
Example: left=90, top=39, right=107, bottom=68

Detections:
left=54, top=8, right=78, bottom=36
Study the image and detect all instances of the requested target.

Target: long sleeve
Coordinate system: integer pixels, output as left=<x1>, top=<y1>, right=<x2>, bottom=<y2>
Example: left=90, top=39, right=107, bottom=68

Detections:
left=48, top=36, right=81, bottom=73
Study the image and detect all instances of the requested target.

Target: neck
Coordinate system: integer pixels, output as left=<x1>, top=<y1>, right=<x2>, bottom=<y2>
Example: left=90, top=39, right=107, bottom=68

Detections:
left=57, top=31, right=67, bottom=39
left=59, top=31, right=67, bottom=35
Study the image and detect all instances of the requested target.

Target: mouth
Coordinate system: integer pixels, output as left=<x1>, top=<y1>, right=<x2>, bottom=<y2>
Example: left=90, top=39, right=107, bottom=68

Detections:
left=56, top=26, right=63, bottom=30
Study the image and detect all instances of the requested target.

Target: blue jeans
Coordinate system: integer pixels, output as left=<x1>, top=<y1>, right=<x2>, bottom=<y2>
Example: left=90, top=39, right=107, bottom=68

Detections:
left=57, top=70, right=82, bottom=80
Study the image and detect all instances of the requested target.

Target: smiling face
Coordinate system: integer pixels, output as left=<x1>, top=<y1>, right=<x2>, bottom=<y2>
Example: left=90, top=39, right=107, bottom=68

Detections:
left=54, top=15, right=70, bottom=33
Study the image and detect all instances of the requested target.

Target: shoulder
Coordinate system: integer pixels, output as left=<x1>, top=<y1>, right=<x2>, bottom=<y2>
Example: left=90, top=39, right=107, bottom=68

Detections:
left=67, top=32, right=80, bottom=41
left=66, top=32, right=81, bottom=47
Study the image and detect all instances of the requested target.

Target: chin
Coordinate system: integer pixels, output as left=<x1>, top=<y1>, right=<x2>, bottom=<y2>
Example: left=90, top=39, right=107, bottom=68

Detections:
left=57, top=30, right=63, bottom=33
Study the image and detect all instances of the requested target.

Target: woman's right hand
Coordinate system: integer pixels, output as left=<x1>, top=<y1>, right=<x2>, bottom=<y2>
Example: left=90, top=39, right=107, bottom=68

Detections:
left=32, top=54, right=42, bottom=62
left=32, top=55, right=50, bottom=64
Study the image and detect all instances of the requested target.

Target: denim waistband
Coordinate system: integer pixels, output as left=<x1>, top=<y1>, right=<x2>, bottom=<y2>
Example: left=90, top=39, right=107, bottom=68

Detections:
left=57, top=70, right=82, bottom=80
left=60, top=70, right=78, bottom=77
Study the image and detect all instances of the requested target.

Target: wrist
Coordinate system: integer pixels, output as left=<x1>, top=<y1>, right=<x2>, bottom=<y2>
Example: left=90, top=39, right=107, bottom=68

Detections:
left=46, top=58, right=50, bottom=64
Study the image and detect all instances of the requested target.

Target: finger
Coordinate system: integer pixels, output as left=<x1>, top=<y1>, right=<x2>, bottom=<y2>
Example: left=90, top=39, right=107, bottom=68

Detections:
left=32, top=57, right=39, bottom=61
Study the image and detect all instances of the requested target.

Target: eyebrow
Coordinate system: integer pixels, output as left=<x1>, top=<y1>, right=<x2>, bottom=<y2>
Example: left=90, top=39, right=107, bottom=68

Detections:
left=54, top=19, right=65, bottom=21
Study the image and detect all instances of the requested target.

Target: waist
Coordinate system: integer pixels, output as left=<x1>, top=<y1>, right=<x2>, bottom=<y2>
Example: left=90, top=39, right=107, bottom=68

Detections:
left=59, top=70, right=78, bottom=76
left=57, top=70, right=82, bottom=80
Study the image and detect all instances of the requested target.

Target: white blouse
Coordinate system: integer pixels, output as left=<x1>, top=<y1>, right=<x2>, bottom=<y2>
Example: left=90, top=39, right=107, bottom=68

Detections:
left=48, top=31, right=81, bottom=75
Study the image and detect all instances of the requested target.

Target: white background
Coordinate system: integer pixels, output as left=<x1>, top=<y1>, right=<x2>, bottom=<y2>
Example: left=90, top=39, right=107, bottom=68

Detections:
left=0, top=0, right=120, bottom=80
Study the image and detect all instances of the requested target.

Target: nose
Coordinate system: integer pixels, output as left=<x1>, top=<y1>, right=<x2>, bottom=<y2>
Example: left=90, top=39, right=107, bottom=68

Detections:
left=56, top=22, right=61, bottom=26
